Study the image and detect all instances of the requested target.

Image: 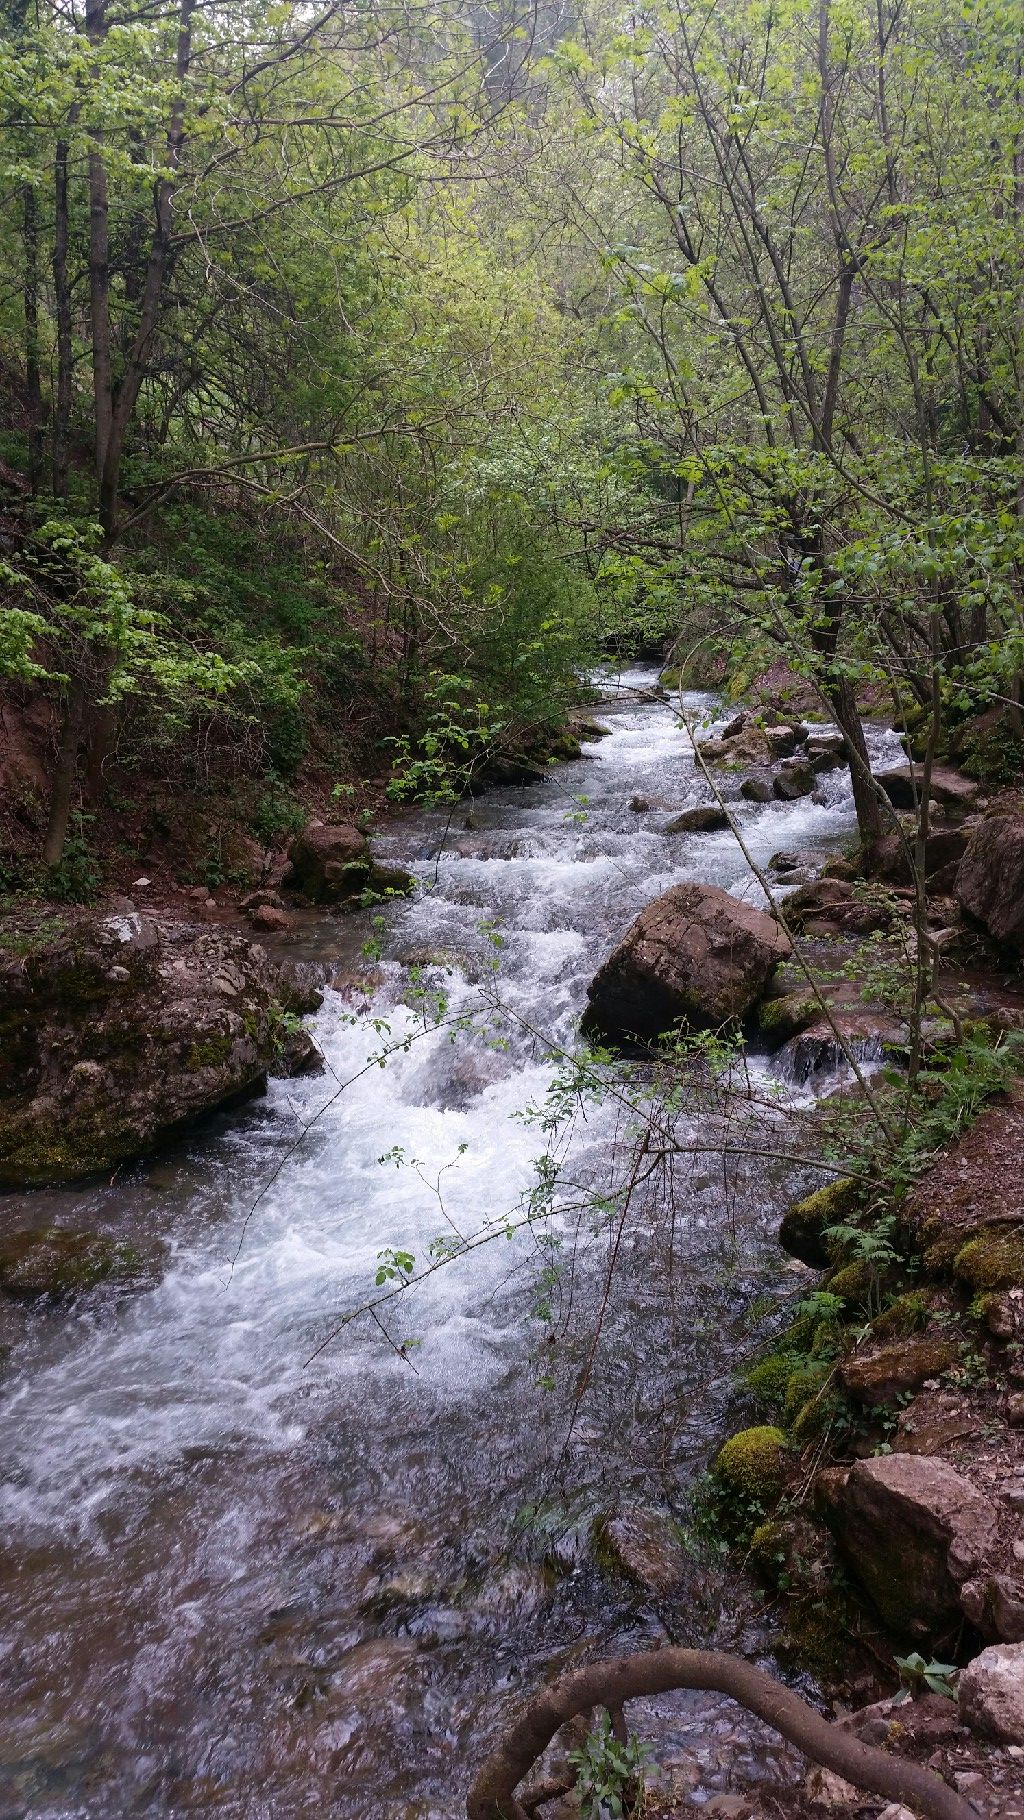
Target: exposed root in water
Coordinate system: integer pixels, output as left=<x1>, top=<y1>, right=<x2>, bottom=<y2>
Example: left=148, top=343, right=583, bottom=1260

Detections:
left=466, top=1648, right=976, bottom=1820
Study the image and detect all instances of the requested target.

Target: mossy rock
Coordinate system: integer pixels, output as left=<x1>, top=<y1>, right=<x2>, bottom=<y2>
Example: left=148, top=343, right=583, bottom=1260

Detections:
left=713, top=1426, right=789, bottom=1502
left=748, top=1518, right=792, bottom=1583
left=0, top=1228, right=164, bottom=1301
left=790, top=1387, right=843, bottom=1443
left=870, top=1291, right=930, bottom=1341
left=783, top=1361, right=832, bottom=1426
left=954, top=1226, right=1024, bottom=1293
left=363, top=863, right=415, bottom=899
left=743, top=1353, right=795, bottom=1414
left=822, top=1259, right=875, bottom=1307
left=840, top=1336, right=959, bottom=1404
left=779, top=1178, right=861, bottom=1268
left=758, top=993, right=817, bottom=1043
left=823, top=1258, right=903, bottom=1311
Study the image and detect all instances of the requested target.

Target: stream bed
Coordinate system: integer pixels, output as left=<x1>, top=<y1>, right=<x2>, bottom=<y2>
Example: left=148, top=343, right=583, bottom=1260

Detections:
left=0, top=674, right=904, bottom=1819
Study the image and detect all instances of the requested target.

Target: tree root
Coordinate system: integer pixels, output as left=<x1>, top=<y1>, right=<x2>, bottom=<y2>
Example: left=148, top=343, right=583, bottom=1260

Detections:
left=466, top=1647, right=978, bottom=1820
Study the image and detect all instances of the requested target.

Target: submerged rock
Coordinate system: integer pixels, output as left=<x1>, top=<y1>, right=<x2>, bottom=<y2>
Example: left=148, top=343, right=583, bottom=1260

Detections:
left=0, top=1227, right=165, bottom=1300
left=596, top=1506, right=687, bottom=1596
left=0, top=914, right=322, bottom=1188
left=583, top=882, right=790, bottom=1045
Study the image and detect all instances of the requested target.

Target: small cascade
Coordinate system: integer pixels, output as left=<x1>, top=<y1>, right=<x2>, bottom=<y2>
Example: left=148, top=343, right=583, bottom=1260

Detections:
left=0, top=670, right=908, bottom=1818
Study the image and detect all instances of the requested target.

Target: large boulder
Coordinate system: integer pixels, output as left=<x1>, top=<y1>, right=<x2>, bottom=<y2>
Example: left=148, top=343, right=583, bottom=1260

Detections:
left=822, top=1454, right=999, bottom=1641
left=876, top=764, right=979, bottom=813
left=286, top=822, right=372, bottom=903
left=956, top=812, right=1024, bottom=952
left=584, top=883, right=790, bottom=1045
left=0, top=913, right=322, bottom=1188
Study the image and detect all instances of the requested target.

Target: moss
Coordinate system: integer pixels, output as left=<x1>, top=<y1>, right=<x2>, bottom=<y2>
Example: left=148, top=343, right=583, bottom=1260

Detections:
left=954, top=1226, right=1024, bottom=1292
left=748, top=1518, right=791, bottom=1582
left=659, top=666, right=681, bottom=690
left=713, top=1426, right=789, bottom=1501
left=822, top=1260, right=875, bottom=1306
left=779, top=1178, right=861, bottom=1267
left=783, top=1361, right=832, bottom=1426
left=187, top=1033, right=234, bottom=1070
left=758, top=994, right=816, bottom=1042
left=870, top=1290, right=930, bottom=1340
left=0, top=1229, right=153, bottom=1300
left=743, top=1353, right=794, bottom=1414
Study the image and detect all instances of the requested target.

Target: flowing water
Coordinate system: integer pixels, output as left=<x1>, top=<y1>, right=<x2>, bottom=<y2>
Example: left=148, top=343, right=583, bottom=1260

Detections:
left=0, top=676, right=904, bottom=1820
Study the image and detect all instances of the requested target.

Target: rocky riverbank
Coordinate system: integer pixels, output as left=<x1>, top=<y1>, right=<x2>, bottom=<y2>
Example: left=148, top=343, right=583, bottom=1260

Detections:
left=0, top=907, right=325, bottom=1194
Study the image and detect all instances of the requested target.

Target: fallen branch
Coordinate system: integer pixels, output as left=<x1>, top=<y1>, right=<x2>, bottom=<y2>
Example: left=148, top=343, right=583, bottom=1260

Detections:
left=466, top=1647, right=976, bottom=1820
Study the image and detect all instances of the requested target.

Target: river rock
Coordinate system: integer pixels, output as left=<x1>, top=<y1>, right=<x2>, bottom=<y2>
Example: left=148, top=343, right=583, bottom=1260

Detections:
left=665, top=806, right=730, bottom=833
left=597, top=1506, right=687, bottom=1596
left=773, top=762, right=816, bottom=801
left=285, top=823, right=414, bottom=905
left=583, top=883, right=790, bottom=1045
left=824, top=1454, right=999, bottom=1640
left=959, top=1644, right=1024, bottom=1743
left=865, top=825, right=970, bottom=887
left=0, top=914, right=321, bottom=1187
left=784, top=877, right=900, bottom=935
left=0, top=1227, right=165, bottom=1300
left=249, top=903, right=292, bottom=932
left=956, top=812, right=1024, bottom=952
left=740, top=775, right=775, bottom=803
left=764, top=724, right=805, bottom=759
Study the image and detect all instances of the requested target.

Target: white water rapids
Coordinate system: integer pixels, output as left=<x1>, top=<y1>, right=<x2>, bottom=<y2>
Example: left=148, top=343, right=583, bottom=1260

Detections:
left=0, top=674, right=904, bottom=1818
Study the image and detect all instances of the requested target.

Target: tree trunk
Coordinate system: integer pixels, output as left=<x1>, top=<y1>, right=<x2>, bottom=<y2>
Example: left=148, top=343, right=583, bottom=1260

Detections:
left=52, top=136, right=73, bottom=498
left=823, top=673, right=882, bottom=843
left=43, top=675, right=87, bottom=867
left=23, top=181, right=43, bottom=491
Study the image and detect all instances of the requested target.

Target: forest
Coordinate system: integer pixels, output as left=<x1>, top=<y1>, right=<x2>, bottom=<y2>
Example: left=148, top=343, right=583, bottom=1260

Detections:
left=2, top=1, right=1024, bottom=1817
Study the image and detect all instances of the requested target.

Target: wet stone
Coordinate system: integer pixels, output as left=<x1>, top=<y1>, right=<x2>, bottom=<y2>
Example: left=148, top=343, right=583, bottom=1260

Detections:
left=597, top=1506, right=687, bottom=1596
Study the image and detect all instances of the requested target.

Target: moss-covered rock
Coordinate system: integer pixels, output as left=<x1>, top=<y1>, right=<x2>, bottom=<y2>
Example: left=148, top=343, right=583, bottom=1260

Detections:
left=713, top=1426, right=789, bottom=1502
left=954, top=1227, right=1024, bottom=1293
left=870, top=1291, right=930, bottom=1341
left=839, top=1336, right=959, bottom=1404
left=758, top=993, right=817, bottom=1044
left=779, top=1178, right=861, bottom=1268
left=0, top=1228, right=165, bottom=1300
left=0, top=912, right=321, bottom=1188
left=784, top=1361, right=833, bottom=1426
left=744, top=1353, right=795, bottom=1414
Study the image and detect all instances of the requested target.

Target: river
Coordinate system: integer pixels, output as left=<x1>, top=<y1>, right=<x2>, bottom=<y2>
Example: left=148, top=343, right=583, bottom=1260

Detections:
left=0, top=673, right=904, bottom=1819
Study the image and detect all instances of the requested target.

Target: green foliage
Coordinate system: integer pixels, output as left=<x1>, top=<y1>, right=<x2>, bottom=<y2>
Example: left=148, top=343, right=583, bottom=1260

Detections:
left=894, top=1653, right=957, bottom=1702
left=567, top=1712, right=651, bottom=1820
left=43, top=815, right=102, bottom=904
